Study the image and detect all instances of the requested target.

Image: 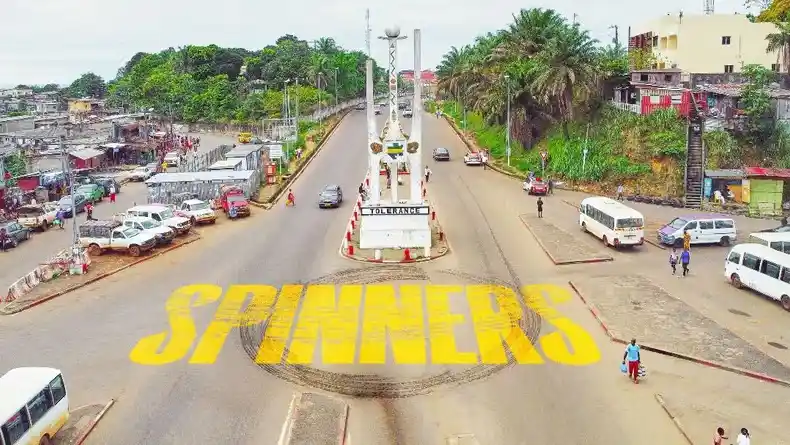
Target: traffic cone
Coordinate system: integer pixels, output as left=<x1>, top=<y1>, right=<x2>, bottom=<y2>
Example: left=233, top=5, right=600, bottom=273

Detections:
left=403, top=248, right=411, bottom=261
left=354, top=210, right=358, bottom=220
left=348, top=244, right=354, bottom=255
left=431, top=211, right=436, bottom=221
left=346, top=231, right=351, bottom=241
left=350, top=220, right=355, bottom=229
left=439, top=231, right=444, bottom=241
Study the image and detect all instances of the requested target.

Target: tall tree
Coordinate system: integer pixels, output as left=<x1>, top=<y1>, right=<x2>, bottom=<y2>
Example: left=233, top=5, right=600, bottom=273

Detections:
left=68, top=72, right=107, bottom=98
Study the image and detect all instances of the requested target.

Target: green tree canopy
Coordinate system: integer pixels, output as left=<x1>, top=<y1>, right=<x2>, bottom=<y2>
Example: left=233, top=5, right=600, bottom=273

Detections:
left=104, top=36, right=386, bottom=124
left=68, top=72, right=107, bottom=98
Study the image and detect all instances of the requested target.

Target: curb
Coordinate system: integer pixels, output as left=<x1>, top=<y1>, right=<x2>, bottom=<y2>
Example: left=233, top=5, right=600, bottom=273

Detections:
left=337, top=184, right=450, bottom=264
left=255, top=109, right=351, bottom=209
left=75, top=399, right=116, bottom=445
left=654, top=394, right=695, bottom=445
left=568, top=280, right=790, bottom=388
left=442, top=115, right=524, bottom=180
left=561, top=199, right=667, bottom=250
left=519, top=215, right=613, bottom=265
left=2, top=235, right=201, bottom=315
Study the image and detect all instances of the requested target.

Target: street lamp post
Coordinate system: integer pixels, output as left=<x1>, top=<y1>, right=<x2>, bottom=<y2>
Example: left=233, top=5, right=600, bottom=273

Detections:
left=504, top=74, right=511, bottom=167
left=317, top=72, right=324, bottom=132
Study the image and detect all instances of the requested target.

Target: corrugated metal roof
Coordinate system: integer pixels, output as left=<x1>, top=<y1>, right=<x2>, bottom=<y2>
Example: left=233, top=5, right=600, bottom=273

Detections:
left=744, top=167, right=790, bottom=179
left=225, top=145, right=263, bottom=157
left=705, top=169, right=744, bottom=178
left=145, top=170, right=254, bottom=184
left=698, top=83, right=790, bottom=99
left=68, top=148, right=105, bottom=160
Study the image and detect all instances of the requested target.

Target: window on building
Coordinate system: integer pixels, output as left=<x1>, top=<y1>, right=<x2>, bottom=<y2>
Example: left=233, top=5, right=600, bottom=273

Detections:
left=652, top=36, right=658, bottom=46
left=724, top=65, right=734, bottom=73
left=664, top=74, right=673, bottom=82
left=772, top=64, right=781, bottom=72
left=722, top=36, right=731, bottom=45
left=640, top=73, right=649, bottom=82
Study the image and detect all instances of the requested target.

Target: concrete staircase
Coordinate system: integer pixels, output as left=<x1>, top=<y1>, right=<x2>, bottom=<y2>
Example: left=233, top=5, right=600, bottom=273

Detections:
left=684, top=94, right=705, bottom=209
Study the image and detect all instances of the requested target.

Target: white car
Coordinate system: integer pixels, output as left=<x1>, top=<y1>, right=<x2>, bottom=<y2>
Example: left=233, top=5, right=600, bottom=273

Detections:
left=17, top=202, right=59, bottom=230
left=402, top=109, right=413, bottom=118
left=176, top=199, right=217, bottom=225
left=126, top=205, right=191, bottom=235
left=122, top=216, right=175, bottom=245
left=463, top=152, right=483, bottom=166
left=129, top=166, right=154, bottom=181
left=164, top=152, right=180, bottom=167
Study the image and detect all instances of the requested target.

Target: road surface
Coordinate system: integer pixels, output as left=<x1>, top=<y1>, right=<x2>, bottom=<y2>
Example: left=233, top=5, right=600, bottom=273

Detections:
left=0, top=110, right=754, bottom=444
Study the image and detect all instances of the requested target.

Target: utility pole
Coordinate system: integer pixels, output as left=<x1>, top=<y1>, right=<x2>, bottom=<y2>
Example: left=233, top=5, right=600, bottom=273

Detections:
left=609, top=25, right=619, bottom=46
left=365, top=9, right=372, bottom=58
left=317, top=73, right=323, bottom=132
left=572, top=13, right=578, bottom=25
left=60, top=135, right=78, bottom=247
left=505, top=74, right=511, bottom=167
left=333, top=69, right=339, bottom=109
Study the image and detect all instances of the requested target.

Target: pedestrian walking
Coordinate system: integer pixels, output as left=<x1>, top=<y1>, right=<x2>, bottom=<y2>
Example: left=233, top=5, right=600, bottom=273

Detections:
left=0, top=228, right=7, bottom=252
left=622, top=338, right=641, bottom=384
left=681, top=248, right=691, bottom=276
left=537, top=197, right=544, bottom=218
left=86, top=202, right=94, bottom=221
left=736, top=428, right=750, bottom=445
left=713, top=427, right=728, bottom=445
left=616, top=184, right=624, bottom=200
left=548, top=178, right=554, bottom=195
left=424, top=166, right=432, bottom=183
left=669, top=248, right=679, bottom=275
left=54, top=209, right=65, bottom=230
left=109, top=184, right=116, bottom=203
left=481, top=150, right=488, bottom=170
left=683, top=229, right=691, bottom=251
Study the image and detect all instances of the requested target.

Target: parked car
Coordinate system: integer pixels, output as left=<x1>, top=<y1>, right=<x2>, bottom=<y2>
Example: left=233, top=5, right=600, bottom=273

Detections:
left=17, top=202, right=58, bottom=231
left=0, top=221, right=31, bottom=248
left=122, top=216, right=175, bottom=245
left=57, top=194, right=87, bottom=218
left=91, top=177, right=121, bottom=195
left=130, top=166, right=154, bottom=181
left=78, top=220, right=156, bottom=257
left=176, top=199, right=217, bottom=225
left=402, top=108, right=413, bottom=118
left=759, top=224, right=790, bottom=233
left=523, top=178, right=548, bottom=195
left=318, top=185, right=343, bottom=208
left=355, top=103, right=365, bottom=110
left=374, top=105, right=382, bottom=115
left=432, top=147, right=450, bottom=161
left=163, top=152, right=180, bottom=167
left=220, top=185, right=251, bottom=218
left=76, top=184, right=104, bottom=203
left=463, top=152, right=483, bottom=166
left=126, top=205, right=191, bottom=235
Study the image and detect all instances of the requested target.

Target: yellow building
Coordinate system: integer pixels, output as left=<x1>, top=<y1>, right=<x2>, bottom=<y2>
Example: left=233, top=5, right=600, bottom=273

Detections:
left=632, top=13, right=782, bottom=74
left=67, top=99, right=93, bottom=114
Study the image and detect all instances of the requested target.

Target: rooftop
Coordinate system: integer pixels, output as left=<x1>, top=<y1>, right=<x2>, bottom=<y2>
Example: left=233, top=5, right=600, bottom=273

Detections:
left=697, top=83, right=790, bottom=99
left=145, top=170, right=254, bottom=184
left=0, top=367, right=63, bottom=424
left=0, top=115, right=36, bottom=123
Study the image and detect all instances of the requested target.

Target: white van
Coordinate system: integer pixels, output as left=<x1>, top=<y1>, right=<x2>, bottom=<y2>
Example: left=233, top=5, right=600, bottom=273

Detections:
left=747, top=232, right=790, bottom=255
left=725, top=243, right=790, bottom=310
left=657, top=214, right=737, bottom=247
left=0, top=367, right=69, bottom=445
left=579, top=197, right=645, bottom=248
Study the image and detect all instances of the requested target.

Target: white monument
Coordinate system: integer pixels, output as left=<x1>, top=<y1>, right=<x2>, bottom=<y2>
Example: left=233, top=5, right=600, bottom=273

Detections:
left=359, top=27, right=431, bottom=258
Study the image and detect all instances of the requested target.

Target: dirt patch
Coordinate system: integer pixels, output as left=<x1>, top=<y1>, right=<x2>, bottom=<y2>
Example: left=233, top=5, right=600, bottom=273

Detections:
left=571, top=274, right=790, bottom=381
left=53, top=403, right=104, bottom=444
left=1, top=232, right=200, bottom=314
left=519, top=214, right=613, bottom=265
left=286, top=393, right=348, bottom=445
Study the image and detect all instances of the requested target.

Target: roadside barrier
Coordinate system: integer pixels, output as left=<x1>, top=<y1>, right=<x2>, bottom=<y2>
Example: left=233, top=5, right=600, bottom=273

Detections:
left=4, top=249, right=91, bottom=304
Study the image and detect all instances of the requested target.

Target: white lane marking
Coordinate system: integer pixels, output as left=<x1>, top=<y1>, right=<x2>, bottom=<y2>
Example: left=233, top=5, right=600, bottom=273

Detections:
left=446, top=434, right=479, bottom=445
left=277, top=392, right=300, bottom=445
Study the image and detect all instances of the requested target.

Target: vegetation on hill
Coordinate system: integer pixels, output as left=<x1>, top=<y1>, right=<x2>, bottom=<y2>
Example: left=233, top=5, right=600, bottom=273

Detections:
left=434, top=7, right=790, bottom=196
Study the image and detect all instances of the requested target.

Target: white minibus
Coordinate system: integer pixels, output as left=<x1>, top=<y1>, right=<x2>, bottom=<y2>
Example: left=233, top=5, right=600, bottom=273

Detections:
left=725, top=243, right=790, bottom=311
left=657, top=214, right=737, bottom=247
left=746, top=232, right=790, bottom=255
left=0, top=367, right=69, bottom=445
left=579, top=197, right=645, bottom=248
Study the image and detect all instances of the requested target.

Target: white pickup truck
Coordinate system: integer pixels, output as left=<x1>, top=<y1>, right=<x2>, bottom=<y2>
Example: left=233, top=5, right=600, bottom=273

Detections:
left=79, top=220, right=157, bottom=257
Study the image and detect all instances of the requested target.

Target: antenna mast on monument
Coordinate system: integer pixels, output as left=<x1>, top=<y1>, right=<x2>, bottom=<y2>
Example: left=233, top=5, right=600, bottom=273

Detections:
left=703, top=0, right=714, bottom=15
left=365, top=9, right=372, bottom=58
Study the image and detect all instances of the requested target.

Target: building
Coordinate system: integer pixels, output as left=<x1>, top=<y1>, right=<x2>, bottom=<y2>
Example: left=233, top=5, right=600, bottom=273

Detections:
left=630, top=13, right=781, bottom=74
left=67, top=98, right=103, bottom=115
left=0, top=116, right=35, bottom=134
left=0, top=88, right=33, bottom=99
left=35, top=102, right=59, bottom=114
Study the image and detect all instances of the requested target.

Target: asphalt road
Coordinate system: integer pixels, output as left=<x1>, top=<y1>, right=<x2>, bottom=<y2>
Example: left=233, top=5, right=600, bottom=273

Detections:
left=0, top=111, right=693, bottom=444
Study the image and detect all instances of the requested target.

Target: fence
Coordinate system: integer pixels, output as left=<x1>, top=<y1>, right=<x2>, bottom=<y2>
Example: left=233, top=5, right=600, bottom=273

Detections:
left=179, top=145, right=234, bottom=173
left=609, top=100, right=641, bottom=114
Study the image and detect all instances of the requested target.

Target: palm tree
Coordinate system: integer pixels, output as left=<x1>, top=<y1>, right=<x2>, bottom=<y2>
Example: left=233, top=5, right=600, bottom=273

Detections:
left=529, top=24, right=600, bottom=140
left=766, top=22, right=790, bottom=75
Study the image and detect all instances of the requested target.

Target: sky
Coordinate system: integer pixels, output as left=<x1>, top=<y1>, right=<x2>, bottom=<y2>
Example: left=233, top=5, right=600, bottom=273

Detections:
left=0, top=0, right=759, bottom=87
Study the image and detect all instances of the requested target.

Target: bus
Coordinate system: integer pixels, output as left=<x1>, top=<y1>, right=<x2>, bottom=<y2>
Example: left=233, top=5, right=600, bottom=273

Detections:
left=746, top=232, right=790, bottom=255
left=579, top=197, right=645, bottom=248
left=0, top=368, right=69, bottom=445
left=725, top=243, right=790, bottom=311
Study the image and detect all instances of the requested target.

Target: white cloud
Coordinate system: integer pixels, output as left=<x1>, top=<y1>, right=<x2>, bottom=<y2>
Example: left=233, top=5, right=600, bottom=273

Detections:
left=0, top=0, right=756, bottom=85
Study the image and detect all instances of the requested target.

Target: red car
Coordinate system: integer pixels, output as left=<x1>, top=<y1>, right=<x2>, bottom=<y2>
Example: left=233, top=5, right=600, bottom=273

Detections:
left=523, top=178, right=548, bottom=195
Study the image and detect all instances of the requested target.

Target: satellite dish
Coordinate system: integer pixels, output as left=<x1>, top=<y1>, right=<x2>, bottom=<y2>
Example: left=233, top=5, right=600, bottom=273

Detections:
left=384, top=26, right=401, bottom=38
